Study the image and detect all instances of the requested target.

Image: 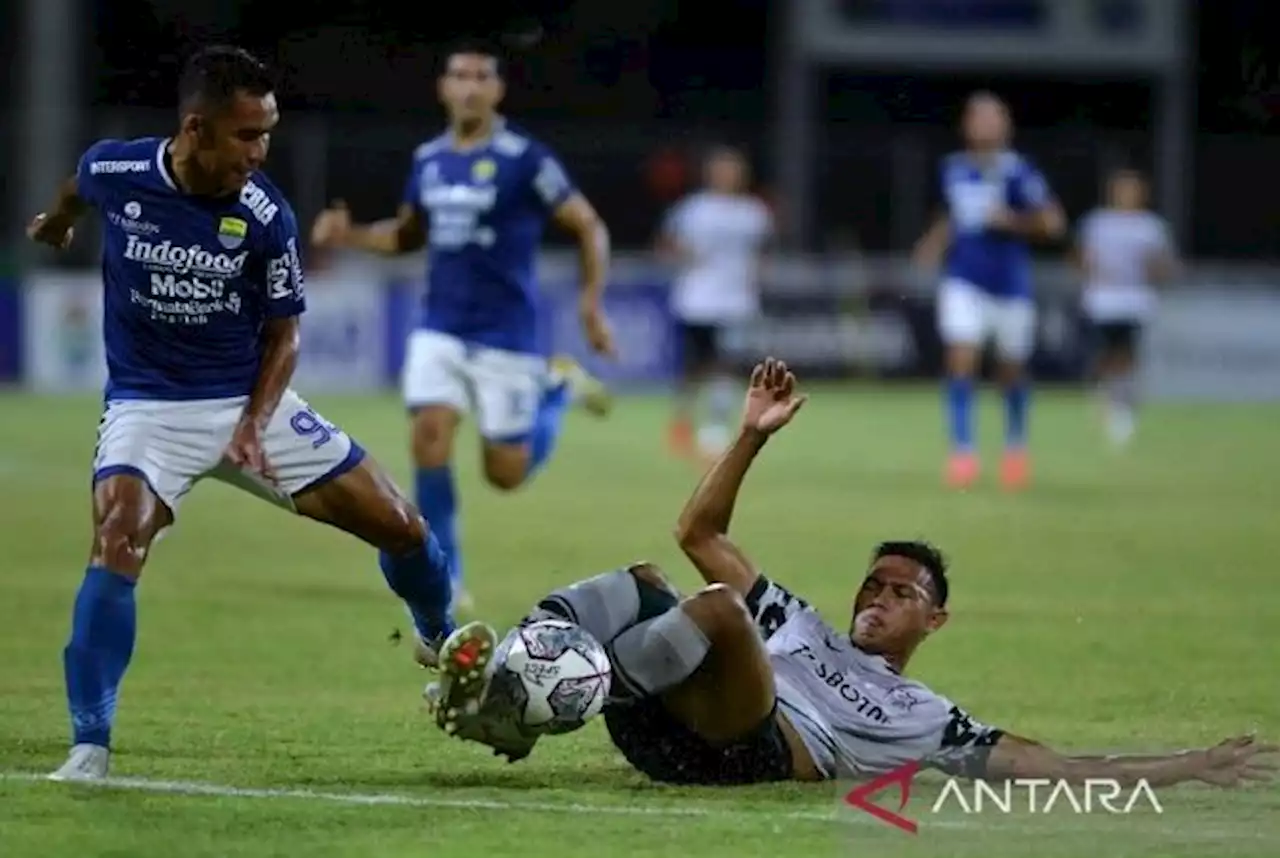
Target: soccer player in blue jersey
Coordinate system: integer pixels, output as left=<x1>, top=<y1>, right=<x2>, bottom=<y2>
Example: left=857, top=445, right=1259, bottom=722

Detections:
left=25, top=46, right=457, bottom=782
left=310, top=40, right=615, bottom=607
left=913, top=92, right=1066, bottom=490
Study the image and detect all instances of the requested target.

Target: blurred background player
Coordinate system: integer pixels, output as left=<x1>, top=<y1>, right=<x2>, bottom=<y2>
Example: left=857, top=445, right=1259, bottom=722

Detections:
left=311, top=40, right=615, bottom=609
left=913, top=92, right=1066, bottom=490
left=1074, top=168, right=1178, bottom=448
left=656, top=145, right=773, bottom=462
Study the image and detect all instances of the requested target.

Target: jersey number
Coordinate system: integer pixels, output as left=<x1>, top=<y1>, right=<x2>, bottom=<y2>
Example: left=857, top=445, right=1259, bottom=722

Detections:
left=290, top=407, right=339, bottom=449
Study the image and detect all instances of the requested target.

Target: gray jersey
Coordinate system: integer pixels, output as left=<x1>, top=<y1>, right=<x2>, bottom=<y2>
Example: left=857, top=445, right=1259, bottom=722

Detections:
left=744, top=576, right=1004, bottom=780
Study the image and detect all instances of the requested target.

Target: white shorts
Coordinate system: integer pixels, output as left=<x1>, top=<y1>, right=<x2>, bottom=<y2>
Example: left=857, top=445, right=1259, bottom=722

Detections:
left=937, top=278, right=1037, bottom=362
left=92, top=389, right=363, bottom=516
left=401, top=329, right=548, bottom=443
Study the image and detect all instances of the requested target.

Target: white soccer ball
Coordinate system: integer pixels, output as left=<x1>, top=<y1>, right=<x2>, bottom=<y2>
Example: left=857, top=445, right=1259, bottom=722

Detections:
left=500, top=619, right=611, bottom=733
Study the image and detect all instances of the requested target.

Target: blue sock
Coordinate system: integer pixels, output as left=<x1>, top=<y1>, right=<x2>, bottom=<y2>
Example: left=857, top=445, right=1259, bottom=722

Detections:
left=1004, top=381, right=1030, bottom=449
left=946, top=376, right=975, bottom=451
left=416, top=466, right=461, bottom=589
left=378, top=527, right=454, bottom=642
left=525, top=380, right=571, bottom=479
left=63, top=566, right=138, bottom=748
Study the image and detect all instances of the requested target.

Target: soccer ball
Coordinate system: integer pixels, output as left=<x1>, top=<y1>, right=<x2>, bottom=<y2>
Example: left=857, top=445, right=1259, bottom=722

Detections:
left=499, top=619, right=611, bottom=733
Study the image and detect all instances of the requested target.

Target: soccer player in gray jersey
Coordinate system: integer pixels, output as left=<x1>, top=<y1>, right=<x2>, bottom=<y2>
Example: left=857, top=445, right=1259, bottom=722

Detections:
left=427, top=359, right=1275, bottom=787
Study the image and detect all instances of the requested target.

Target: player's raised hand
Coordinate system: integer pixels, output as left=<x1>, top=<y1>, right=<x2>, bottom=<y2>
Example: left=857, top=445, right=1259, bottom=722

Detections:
left=1195, top=734, right=1279, bottom=787
left=26, top=212, right=75, bottom=250
left=741, top=357, right=807, bottom=436
left=310, top=200, right=352, bottom=249
left=579, top=299, right=616, bottom=358
left=224, top=418, right=277, bottom=485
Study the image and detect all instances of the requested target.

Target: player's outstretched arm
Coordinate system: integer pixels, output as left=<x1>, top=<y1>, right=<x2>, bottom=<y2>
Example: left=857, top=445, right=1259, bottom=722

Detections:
left=311, top=201, right=425, bottom=256
left=984, top=732, right=1278, bottom=788
left=27, top=174, right=89, bottom=250
left=911, top=213, right=951, bottom=269
left=674, top=358, right=807, bottom=596
left=552, top=194, right=615, bottom=357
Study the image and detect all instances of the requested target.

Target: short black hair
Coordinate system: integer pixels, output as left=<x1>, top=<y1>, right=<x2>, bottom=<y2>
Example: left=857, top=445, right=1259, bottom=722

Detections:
left=178, top=46, right=274, bottom=116
left=440, top=38, right=506, bottom=77
left=872, top=540, right=949, bottom=607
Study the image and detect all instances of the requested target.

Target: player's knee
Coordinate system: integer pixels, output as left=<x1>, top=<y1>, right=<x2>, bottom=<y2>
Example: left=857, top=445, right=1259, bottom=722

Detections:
left=93, top=515, right=149, bottom=577
left=626, top=562, right=677, bottom=597
left=681, top=584, right=752, bottom=641
left=381, top=496, right=429, bottom=556
left=481, top=446, right=529, bottom=492
left=410, top=409, right=454, bottom=468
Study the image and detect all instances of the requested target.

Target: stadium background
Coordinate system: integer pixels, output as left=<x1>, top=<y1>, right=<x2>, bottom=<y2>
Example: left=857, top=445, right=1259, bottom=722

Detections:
left=3, top=0, right=1279, bottom=398
left=3, top=3, right=1280, bottom=858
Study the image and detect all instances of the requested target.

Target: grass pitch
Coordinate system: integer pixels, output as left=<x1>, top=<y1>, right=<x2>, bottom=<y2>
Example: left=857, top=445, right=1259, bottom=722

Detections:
left=1, top=387, right=1276, bottom=857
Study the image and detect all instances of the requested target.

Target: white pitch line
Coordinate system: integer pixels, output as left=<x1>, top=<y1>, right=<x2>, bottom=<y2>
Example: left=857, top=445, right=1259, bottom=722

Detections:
left=0, top=771, right=1266, bottom=842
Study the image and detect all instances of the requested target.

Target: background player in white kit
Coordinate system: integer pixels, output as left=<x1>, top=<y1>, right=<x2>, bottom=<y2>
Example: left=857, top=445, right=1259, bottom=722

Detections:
left=1074, top=169, right=1179, bottom=448
left=914, top=93, right=1066, bottom=490
left=26, top=47, right=456, bottom=782
left=656, top=145, right=773, bottom=462
left=311, top=41, right=614, bottom=610
left=427, top=359, right=1275, bottom=787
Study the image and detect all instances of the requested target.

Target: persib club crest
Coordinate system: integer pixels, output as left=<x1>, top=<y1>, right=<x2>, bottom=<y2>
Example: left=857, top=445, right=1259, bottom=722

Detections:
left=217, top=216, right=248, bottom=250
left=471, top=158, right=497, bottom=184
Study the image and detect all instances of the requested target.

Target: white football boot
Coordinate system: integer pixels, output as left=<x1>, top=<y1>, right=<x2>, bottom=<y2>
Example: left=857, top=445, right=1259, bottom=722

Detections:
left=424, top=621, right=538, bottom=762
left=48, top=743, right=110, bottom=781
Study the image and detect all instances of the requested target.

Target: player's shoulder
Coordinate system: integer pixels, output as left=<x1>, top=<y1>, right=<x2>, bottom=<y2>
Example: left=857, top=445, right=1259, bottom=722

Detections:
left=1006, top=150, right=1047, bottom=178
left=235, top=171, right=297, bottom=232
left=882, top=674, right=951, bottom=718
left=411, top=133, right=452, bottom=164
left=79, top=136, right=166, bottom=188
left=492, top=120, right=558, bottom=163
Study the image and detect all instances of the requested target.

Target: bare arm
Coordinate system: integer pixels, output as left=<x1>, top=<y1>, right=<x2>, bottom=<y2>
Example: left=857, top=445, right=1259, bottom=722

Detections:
left=46, top=175, right=90, bottom=223
left=673, top=427, right=769, bottom=597
left=243, top=316, right=300, bottom=428
left=985, top=732, right=1275, bottom=788
left=912, top=212, right=951, bottom=267
left=345, top=203, right=426, bottom=256
left=552, top=193, right=610, bottom=310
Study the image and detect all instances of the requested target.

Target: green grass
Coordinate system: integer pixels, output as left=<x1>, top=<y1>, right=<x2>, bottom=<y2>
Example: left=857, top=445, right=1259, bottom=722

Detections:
left=1, top=386, right=1277, bottom=857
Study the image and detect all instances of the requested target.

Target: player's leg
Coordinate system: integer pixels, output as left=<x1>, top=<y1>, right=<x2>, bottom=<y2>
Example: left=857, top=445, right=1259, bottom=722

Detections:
left=401, top=330, right=469, bottom=605
left=1098, top=321, right=1140, bottom=447
left=937, top=279, right=985, bottom=487
left=53, top=401, right=206, bottom=780
left=670, top=323, right=710, bottom=458
left=696, top=325, right=737, bottom=462
left=993, top=297, right=1037, bottom=489
left=217, top=391, right=455, bottom=658
left=604, top=583, right=800, bottom=784
left=474, top=348, right=609, bottom=491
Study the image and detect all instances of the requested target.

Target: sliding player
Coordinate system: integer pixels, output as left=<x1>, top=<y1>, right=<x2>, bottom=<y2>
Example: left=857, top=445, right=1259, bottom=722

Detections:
left=428, top=360, right=1275, bottom=789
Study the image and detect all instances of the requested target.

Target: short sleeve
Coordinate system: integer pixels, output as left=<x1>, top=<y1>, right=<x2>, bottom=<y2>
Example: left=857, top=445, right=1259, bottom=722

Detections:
left=529, top=146, right=576, bottom=211
left=401, top=157, right=422, bottom=211
left=1012, top=163, right=1052, bottom=211
left=75, top=139, right=120, bottom=210
left=918, top=699, right=1006, bottom=779
left=262, top=203, right=305, bottom=318
left=744, top=575, right=813, bottom=640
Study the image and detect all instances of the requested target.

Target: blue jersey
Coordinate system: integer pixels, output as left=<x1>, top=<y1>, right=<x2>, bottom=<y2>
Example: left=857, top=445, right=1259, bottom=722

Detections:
left=402, top=120, right=576, bottom=354
left=940, top=150, right=1052, bottom=299
left=75, top=137, right=305, bottom=401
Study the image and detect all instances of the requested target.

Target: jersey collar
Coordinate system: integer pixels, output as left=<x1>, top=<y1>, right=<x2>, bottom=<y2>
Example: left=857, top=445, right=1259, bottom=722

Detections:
left=155, top=139, right=178, bottom=191
left=446, top=115, right=507, bottom=152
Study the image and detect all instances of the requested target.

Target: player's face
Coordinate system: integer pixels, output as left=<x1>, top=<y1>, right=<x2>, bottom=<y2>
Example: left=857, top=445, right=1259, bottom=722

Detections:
left=440, top=55, right=504, bottom=126
left=963, top=98, right=1010, bottom=150
left=1109, top=173, right=1147, bottom=209
left=187, top=90, right=278, bottom=194
left=706, top=152, right=747, bottom=192
left=849, top=558, right=947, bottom=654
